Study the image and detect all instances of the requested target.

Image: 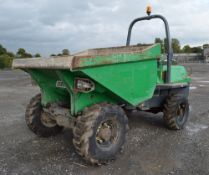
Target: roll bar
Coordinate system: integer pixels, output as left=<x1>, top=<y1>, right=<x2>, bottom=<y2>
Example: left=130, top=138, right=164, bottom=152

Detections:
left=126, top=14, right=173, bottom=84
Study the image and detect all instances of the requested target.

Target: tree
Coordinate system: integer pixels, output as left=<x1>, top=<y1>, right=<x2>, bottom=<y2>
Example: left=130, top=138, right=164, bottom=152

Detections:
left=7, top=52, right=15, bottom=57
left=17, top=48, right=26, bottom=57
left=34, top=53, right=41, bottom=57
left=162, top=38, right=181, bottom=53
left=172, top=38, right=181, bottom=53
left=0, top=54, right=13, bottom=68
left=24, top=53, right=32, bottom=58
left=155, top=38, right=181, bottom=53
left=182, top=45, right=202, bottom=53
left=155, top=38, right=162, bottom=43
left=163, top=38, right=168, bottom=53
left=16, top=48, right=32, bottom=58
left=0, top=44, right=7, bottom=55
left=154, top=38, right=165, bottom=53
left=182, top=45, right=191, bottom=53
left=62, top=49, right=70, bottom=56
left=191, top=47, right=202, bottom=53
left=0, top=44, right=14, bottom=69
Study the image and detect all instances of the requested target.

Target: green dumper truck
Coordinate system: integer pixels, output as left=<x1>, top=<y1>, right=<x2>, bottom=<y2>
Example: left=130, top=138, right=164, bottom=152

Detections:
left=13, top=11, right=191, bottom=165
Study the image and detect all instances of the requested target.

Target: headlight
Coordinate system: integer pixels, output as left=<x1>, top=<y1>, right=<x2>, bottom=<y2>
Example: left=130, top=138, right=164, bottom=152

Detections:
left=75, top=78, right=95, bottom=93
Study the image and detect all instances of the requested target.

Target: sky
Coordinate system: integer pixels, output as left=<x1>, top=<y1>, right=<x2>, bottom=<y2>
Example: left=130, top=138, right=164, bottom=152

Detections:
left=0, top=0, right=209, bottom=56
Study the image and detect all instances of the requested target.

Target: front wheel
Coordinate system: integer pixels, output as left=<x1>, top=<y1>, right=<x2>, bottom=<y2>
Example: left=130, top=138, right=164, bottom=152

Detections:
left=163, top=94, right=189, bottom=130
left=25, top=94, right=63, bottom=137
left=73, top=104, right=129, bottom=165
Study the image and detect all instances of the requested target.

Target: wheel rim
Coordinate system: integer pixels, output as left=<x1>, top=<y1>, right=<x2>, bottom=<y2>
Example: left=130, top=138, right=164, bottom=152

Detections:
left=40, top=112, right=57, bottom=128
left=96, top=119, right=119, bottom=149
left=176, top=103, right=187, bottom=124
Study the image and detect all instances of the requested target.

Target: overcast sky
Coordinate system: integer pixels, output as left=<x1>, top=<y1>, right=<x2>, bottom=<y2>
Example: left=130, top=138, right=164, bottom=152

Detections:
left=0, top=0, right=209, bottom=56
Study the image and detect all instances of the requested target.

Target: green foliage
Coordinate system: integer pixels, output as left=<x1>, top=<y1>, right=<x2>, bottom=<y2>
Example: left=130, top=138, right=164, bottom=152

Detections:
left=0, top=44, right=7, bottom=55
left=16, top=48, right=32, bottom=58
left=17, top=48, right=25, bottom=56
left=53, top=49, right=71, bottom=57
left=171, top=38, right=181, bottom=53
left=162, top=38, right=181, bottom=53
left=190, top=46, right=202, bottom=53
left=7, top=52, right=15, bottom=57
left=155, top=38, right=203, bottom=54
left=0, top=44, right=36, bottom=69
left=62, top=49, right=70, bottom=56
left=154, top=38, right=165, bottom=53
left=154, top=38, right=162, bottom=43
left=182, top=45, right=191, bottom=53
left=0, top=54, right=13, bottom=68
left=34, top=53, right=41, bottom=57
left=182, top=45, right=202, bottom=53
left=0, top=44, right=14, bottom=69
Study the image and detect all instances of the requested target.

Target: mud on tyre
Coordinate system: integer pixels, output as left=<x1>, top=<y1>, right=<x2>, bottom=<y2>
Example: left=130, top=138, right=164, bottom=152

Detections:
left=25, top=94, right=63, bottom=137
left=73, top=104, right=129, bottom=165
left=163, top=94, right=189, bottom=130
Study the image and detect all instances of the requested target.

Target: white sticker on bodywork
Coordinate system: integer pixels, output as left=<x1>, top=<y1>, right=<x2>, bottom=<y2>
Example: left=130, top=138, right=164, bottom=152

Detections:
left=56, top=80, right=66, bottom=89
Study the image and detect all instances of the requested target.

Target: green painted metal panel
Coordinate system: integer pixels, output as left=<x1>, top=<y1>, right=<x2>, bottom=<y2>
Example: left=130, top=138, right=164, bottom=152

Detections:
left=26, top=69, right=120, bottom=115
left=56, top=70, right=120, bottom=115
left=72, top=44, right=161, bottom=70
left=81, top=59, right=158, bottom=106
left=26, top=69, right=70, bottom=106
left=170, top=65, right=191, bottom=83
left=157, top=65, right=191, bottom=84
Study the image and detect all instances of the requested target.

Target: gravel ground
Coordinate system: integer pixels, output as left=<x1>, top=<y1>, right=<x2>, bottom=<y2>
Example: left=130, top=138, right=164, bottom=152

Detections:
left=0, top=63, right=209, bottom=175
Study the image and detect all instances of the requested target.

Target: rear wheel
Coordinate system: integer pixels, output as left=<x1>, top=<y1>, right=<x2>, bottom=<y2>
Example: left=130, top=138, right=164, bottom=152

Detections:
left=73, top=104, right=129, bottom=165
left=25, top=94, right=63, bottom=137
left=163, top=94, right=189, bottom=130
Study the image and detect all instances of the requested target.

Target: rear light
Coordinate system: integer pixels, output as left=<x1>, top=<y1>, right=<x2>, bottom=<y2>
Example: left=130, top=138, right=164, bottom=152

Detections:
left=74, top=78, right=95, bottom=93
